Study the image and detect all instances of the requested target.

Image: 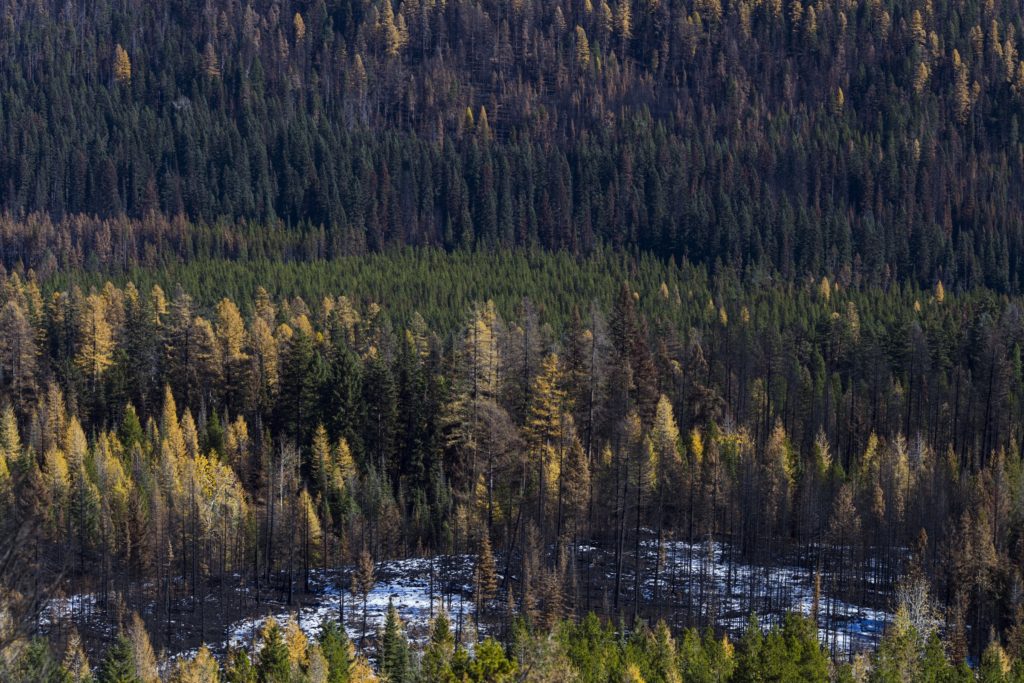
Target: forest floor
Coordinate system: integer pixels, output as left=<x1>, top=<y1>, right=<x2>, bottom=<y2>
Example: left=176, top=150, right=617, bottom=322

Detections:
left=39, top=540, right=890, bottom=662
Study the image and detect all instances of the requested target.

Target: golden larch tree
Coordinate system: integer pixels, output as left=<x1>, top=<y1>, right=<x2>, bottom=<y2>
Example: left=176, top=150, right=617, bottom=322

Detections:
left=76, top=293, right=115, bottom=386
left=114, top=44, right=132, bottom=83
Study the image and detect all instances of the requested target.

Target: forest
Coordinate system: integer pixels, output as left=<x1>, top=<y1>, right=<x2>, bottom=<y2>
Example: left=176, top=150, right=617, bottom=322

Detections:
left=0, top=255, right=1023, bottom=679
left=4, top=0, right=1024, bottom=678
left=3, top=0, right=1024, bottom=290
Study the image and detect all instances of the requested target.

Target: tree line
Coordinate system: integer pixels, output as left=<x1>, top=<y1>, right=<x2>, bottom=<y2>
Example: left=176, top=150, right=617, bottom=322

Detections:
left=7, top=605, right=1024, bottom=682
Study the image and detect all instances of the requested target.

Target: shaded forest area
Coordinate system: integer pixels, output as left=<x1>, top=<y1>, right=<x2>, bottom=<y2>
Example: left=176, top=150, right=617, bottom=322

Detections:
left=3, top=0, right=1024, bottom=289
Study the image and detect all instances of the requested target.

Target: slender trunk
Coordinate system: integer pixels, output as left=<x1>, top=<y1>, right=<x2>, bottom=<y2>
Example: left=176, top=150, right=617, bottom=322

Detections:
left=632, top=465, right=643, bottom=626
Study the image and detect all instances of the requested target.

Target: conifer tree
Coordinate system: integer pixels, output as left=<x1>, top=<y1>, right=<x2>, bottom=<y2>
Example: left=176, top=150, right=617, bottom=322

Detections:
left=63, top=630, right=92, bottom=683
left=77, top=293, right=115, bottom=390
left=352, top=549, right=376, bottom=645
left=97, top=635, right=141, bottom=683
left=224, top=649, right=257, bottom=683
left=420, top=611, right=456, bottom=683
left=575, top=26, right=591, bottom=68
left=257, top=618, right=292, bottom=683
left=380, top=599, right=411, bottom=683
left=319, top=620, right=353, bottom=683
left=475, top=532, right=498, bottom=614
left=466, top=638, right=516, bottom=682
left=113, top=44, right=132, bottom=83
left=170, top=645, right=220, bottom=683
left=127, top=612, right=159, bottom=683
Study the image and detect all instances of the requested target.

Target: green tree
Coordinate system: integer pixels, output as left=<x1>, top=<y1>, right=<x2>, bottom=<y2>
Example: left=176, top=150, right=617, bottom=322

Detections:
left=318, top=620, right=352, bottom=683
left=420, top=612, right=456, bottom=683
left=257, top=618, right=291, bottom=683
left=466, top=638, right=516, bottom=683
left=870, top=606, right=922, bottom=683
left=379, top=599, right=411, bottom=683
left=3, top=639, right=72, bottom=683
left=224, top=649, right=257, bottom=683
left=97, top=635, right=141, bottom=683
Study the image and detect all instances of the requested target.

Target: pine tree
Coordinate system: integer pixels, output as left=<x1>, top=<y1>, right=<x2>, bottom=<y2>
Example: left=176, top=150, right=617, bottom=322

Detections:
left=575, top=26, right=591, bottom=68
left=871, top=606, right=922, bottom=683
left=285, top=614, right=310, bottom=671
left=5, top=639, right=69, bottom=683
left=648, top=620, right=682, bottom=683
left=224, top=649, right=257, bottom=683
left=420, top=611, right=456, bottom=683
left=678, top=628, right=714, bottom=683
left=216, top=299, right=247, bottom=402
left=524, top=353, right=566, bottom=532
left=0, top=300, right=37, bottom=411
left=202, top=42, right=221, bottom=78
left=76, top=293, right=115, bottom=388
left=616, top=0, right=633, bottom=40
left=63, top=629, right=92, bottom=683
left=919, top=632, right=953, bottom=683
left=380, top=1, right=406, bottom=57
left=466, top=638, right=516, bottom=682
left=979, top=640, right=1011, bottom=683
left=734, top=615, right=765, bottom=683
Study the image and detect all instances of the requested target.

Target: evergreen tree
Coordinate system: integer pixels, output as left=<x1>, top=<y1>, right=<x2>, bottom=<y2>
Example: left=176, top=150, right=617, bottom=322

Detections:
left=257, top=618, right=292, bottom=683
left=224, top=650, right=257, bottom=683
left=319, top=621, right=353, bottom=683
left=420, top=612, right=456, bottom=683
left=97, top=635, right=141, bottom=683
left=379, top=599, right=411, bottom=683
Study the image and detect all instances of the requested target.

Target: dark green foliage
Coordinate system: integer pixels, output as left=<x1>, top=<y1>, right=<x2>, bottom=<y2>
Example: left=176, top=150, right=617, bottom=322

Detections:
left=420, top=612, right=457, bottom=683
left=2, top=639, right=71, bottom=683
left=225, top=649, right=258, bottom=683
left=463, top=638, right=516, bottom=682
left=677, top=630, right=712, bottom=683
left=318, top=620, right=352, bottom=683
left=118, top=404, right=145, bottom=452
left=256, top=621, right=291, bottom=683
left=96, top=635, right=140, bottom=683
left=558, top=612, right=624, bottom=682
left=8, top=250, right=1024, bottom=665
left=379, top=600, right=411, bottom=683
left=4, top=0, right=1024, bottom=294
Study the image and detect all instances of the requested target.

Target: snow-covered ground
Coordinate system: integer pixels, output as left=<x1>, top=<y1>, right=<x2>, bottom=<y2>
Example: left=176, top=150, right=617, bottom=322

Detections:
left=578, top=539, right=890, bottom=655
left=220, top=554, right=479, bottom=655
left=652, top=540, right=889, bottom=654
left=43, top=543, right=891, bottom=661
left=39, top=593, right=103, bottom=631
left=217, top=543, right=889, bottom=657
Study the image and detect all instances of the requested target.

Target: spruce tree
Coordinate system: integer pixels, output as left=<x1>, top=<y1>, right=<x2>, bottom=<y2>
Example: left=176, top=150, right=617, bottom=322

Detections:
left=257, top=618, right=291, bottom=683
left=318, top=621, right=353, bottom=683
left=97, top=635, right=141, bottom=683
left=420, top=611, right=456, bottom=683
left=380, top=599, right=411, bottom=683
